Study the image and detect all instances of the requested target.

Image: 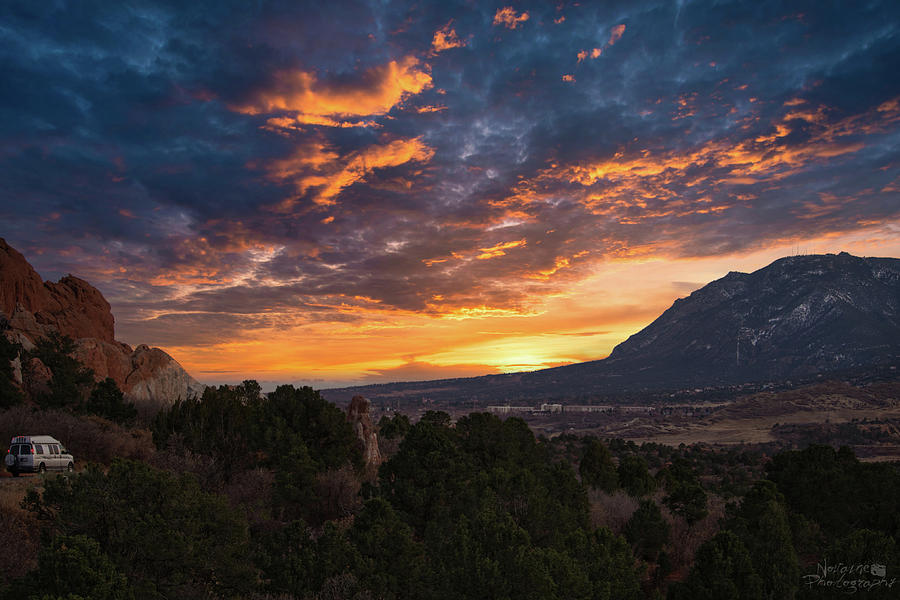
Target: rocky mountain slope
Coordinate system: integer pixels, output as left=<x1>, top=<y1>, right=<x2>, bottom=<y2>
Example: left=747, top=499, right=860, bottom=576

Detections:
left=604, top=252, right=900, bottom=382
left=0, top=238, right=203, bottom=409
left=324, top=253, right=900, bottom=405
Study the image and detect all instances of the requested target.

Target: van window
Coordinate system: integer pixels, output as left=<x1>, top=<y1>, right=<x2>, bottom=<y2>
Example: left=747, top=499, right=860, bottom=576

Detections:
left=16, top=444, right=31, bottom=455
left=50, top=444, right=60, bottom=454
left=34, top=444, right=44, bottom=455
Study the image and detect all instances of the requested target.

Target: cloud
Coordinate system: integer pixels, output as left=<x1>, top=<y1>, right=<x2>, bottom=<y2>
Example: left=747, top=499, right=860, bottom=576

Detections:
left=3, top=0, right=900, bottom=386
left=431, top=21, right=466, bottom=53
left=608, top=24, right=626, bottom=46
left=476, top=239, right=527, bottom=260
left=232, top=55, right=432, bottom=129
left=265, top=137, right=434, bottom=206
left=493, top=7, right=529, bottom=30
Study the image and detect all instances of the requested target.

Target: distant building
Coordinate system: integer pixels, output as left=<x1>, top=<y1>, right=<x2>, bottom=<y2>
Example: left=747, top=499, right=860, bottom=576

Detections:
left=487, top=405, right=534, bottom=414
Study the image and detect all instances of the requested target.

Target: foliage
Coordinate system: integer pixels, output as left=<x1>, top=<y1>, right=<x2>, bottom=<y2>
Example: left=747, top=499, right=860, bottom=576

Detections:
left=22, top=459, right=256, bottom=599
left=799, top=529, right=900, bottom=600
left=377, top=413, right=411, bottom=440
left=378, top=415, right=472, bottom=533
left=625, top=499, right=670, bottom=561
left=349, top=498, right=429, bottom=599
left=5, top=535, right=133, bottom=600
left=617, top=454, right=656, bottom=498
left=80, top=378, right=136, bottom=425
left=152, top=382, right=362, bottom=486
left=377, top=412, right=640, bottom=599
left=264, top=384, right=362, bottom=472
left=579, top=438, right=619, bottom=492
left=766, top=444, right=900, bottom=539
left=0, top=333, right=23, bottom=408
left=28, top=333, right=94, bottom=410
left=659, top=458, right=708, bottom=524
left=723, top=480, right=799, bottom=600
left=668, top=531, right=764, bottom=600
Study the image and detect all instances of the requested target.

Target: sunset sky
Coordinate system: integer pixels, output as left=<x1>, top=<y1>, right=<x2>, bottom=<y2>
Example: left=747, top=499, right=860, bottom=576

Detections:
left=2, top=1, right=899, bottom=389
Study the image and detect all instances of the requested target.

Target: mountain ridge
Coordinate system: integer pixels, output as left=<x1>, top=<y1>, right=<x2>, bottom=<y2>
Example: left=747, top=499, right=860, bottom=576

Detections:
left=323, top=252, right=900, bottom=405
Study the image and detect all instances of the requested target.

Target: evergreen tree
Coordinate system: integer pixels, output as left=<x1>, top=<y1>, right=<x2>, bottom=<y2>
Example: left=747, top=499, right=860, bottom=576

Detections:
left=618, top=454, right=656, bottom=498
left=625, top=499, right=670, bottom=561
left=0, top=332, right=23, bottom=408
left=669, top=531, right=763, bottom=600
left=580, top=438, right=619, bottom=492
left=659, top=457, right=707, bottom=524
left=349, top=497, right=430, bottom=599
left=81, top=378, right=136, bottom=425
left=378, top=413, right=411, bottom=440
left=6, top=535, right=133, bottom=600
left=723, top=481, right=799, bottom=600
left=28, top=332, right=94, bottom=409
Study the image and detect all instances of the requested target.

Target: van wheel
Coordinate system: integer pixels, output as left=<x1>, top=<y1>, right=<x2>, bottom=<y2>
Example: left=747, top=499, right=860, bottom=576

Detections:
left=67, top=462, right=74, bottom=473
left=38, top=463, right=46, bottom=474
left=11, top=470, right=19, bottom=477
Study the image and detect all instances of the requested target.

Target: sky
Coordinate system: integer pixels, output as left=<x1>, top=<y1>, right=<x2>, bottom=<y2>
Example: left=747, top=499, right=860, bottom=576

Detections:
left=1, top=1, right=899, bottom=390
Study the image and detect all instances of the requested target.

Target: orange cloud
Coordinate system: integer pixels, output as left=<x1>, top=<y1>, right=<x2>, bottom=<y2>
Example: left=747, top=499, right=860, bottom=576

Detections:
left=493, top=7, right=529, bottom=29
left=608, top=24, right=626, bottom=45
left=267, top=137, right=434, bottom=207
left=577, top=48, right=603, bottom=63
left=496, top=97, right=900, bottom=227
left=232, top=55, right=432, bottom=129
left=432, top=21, right=466, bottom=53
left=562, top=74, right=576, bottom=82
left=476, top=239, right=527, bottom=260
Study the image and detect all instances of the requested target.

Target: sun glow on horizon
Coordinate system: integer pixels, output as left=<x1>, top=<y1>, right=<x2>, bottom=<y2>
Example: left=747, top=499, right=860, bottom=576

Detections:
left=145, top=222, right=900, bottom=389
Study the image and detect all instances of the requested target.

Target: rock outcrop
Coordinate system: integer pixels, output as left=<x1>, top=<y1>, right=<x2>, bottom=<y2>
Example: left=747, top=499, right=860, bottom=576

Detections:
left=0, top=240, right=114, bottom=342
left=0, top=238, right=203, bottom=408
left=347, top=395, right=382, bottom=467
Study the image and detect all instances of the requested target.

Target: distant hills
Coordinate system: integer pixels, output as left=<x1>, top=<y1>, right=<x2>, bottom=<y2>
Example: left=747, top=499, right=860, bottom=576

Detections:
left=324, top=253, right=900, bottom=406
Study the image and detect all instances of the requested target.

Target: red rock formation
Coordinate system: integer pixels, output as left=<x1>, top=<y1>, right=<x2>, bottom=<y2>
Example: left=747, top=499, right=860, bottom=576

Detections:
left=0, top=239, right=46, bottom=316
left=347, top=395, right=382, bottom=467
left=0, top=239, right=113, bottom=342
left=0, top=238, right=203, bottom=408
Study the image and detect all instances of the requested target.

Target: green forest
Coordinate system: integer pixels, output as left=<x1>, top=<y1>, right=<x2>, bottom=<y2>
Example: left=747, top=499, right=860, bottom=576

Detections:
left=1, top=373, right=899, bottom=599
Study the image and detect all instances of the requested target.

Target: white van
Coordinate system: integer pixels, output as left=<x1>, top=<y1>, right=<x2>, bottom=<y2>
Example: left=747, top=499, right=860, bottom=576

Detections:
left=4, top=435, right=75, bottom=476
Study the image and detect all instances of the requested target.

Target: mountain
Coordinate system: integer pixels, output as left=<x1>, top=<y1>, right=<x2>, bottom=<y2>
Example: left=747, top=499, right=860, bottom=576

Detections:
left=603, top=252, right=900, bottom=382
left=323, top=253, right=900, bottom=405
left=0, top=238, right=203, bottom=409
